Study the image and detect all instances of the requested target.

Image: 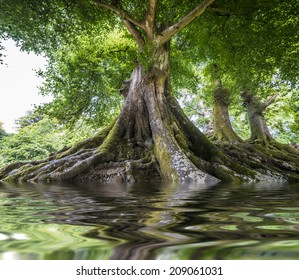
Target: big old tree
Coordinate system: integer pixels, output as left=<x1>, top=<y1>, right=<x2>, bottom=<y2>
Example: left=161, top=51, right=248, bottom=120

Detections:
left=0, top=0, right=298, bottom=184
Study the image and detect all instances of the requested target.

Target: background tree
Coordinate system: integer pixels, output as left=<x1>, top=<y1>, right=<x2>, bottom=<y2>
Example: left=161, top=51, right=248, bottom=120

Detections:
left=241, top=90, right=277, bottom=144
left=207, top=63, right=243, bottom=143
left=179, top=0, right=298, bottom=144
left=0, top=121, right=6, bottom=139
left=0, top=114, right=97, bottom=168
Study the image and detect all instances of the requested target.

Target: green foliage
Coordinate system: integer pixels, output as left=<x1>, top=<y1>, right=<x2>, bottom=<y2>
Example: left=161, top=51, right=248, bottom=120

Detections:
left=206, top=0, right=298, bottom=87
left=14, top=110, right=42, bottom=129
left=266, top=89, right=299, bottom=144
left=0, top=117, right=97, bottom=167
left=0, top=0, right=114, bottom=55
left=177, top=0, right=298, bottom=102
left=38, top=29, right=137, bottom=127
left=0, top=0, right=298, bottom=147
left=0, top=119, right=58, bottom=165
left=0, top=121, right=6, bottom=139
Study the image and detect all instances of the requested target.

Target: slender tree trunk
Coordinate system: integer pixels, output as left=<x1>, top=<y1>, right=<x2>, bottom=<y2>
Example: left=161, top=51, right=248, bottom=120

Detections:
left=211, top=65, right=243, bottom=142
left=241, top=90, right=273, bottom=143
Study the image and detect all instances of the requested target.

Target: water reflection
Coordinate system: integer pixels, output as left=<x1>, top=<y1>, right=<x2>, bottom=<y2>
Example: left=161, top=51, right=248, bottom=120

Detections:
left=0, top=181, right=299, bottom=259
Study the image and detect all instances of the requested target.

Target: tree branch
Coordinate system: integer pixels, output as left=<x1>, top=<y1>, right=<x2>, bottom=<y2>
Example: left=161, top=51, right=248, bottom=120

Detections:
left=261, top=94, right=278, bottom=110
left=122, top=19, right=144, bottom=49
left=155, top=0, right=215, bottom=46
left=93, top=0, right=144, bottom=30
left=207, top=7, right=235, bottom=16
left=145, top=0, right=158, bottom=38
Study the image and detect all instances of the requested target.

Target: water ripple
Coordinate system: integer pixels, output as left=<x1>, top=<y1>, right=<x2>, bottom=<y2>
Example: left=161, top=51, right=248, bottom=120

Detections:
left=1, top=182, right=299, bottom=259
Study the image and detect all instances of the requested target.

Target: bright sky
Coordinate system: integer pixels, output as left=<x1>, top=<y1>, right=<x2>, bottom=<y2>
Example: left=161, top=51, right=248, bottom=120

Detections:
left=0, top=39, right=51, bottom=133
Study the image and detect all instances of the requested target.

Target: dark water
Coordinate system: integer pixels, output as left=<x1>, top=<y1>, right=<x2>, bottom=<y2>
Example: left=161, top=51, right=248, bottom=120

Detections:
left=1, top=181, right=299, bottom=260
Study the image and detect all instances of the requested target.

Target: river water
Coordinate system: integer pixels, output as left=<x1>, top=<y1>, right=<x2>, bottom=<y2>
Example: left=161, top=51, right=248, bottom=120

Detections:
left=0, top=181, right=299, bottom=260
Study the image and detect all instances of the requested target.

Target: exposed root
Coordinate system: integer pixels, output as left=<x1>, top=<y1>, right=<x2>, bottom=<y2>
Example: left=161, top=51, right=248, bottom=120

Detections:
left=219, top=142, right=299, bottom=182
left=0, top=162, right=29, bottom=180
left=74, top=154, right=160, bottom=184
left=51, top=120, right=116, bottom=160
left=166, top=92, right=259, bottom=181
left=4, top=149, right=96, bottom=182
left=253, top=145, right=299, bottom=169
left=0, top=159, right=49, bottom=181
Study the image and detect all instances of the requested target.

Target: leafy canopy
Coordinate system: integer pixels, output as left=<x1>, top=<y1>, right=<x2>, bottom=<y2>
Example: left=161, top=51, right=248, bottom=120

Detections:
left=38, top=29, right=136, bottom=127
left=0, top=0, right=298, bottom=134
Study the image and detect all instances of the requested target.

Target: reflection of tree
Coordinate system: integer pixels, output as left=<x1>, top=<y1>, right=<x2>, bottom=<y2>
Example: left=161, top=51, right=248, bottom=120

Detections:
left=72, top=182, right=213, bottom=259
left=1, top=181, right=209, bottom=260
left=2, top=182, right=299, bottom=260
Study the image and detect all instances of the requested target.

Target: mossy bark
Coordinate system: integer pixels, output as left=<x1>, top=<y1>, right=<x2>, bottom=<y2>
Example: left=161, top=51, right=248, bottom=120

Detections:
left=211, top=89, right=242, bottom=142
left=210, top=64, right=243, bottom=143
left=241, top=90, right=273, bottom=143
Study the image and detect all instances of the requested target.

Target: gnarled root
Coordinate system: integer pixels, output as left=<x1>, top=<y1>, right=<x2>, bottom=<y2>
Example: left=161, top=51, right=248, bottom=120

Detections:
left=0, top=119, right=160, bottom=184
left=219, top=142, right=299, bottom=182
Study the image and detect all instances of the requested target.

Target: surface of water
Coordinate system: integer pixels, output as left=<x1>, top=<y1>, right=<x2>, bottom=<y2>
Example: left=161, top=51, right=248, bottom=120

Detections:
left=1, top=181, right=299, bottom=260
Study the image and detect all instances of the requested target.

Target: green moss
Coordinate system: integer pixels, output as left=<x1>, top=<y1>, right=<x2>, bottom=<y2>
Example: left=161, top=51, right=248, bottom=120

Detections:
left=154, top=136, right=179, bottom=182
left=97, top=123, right=120, bottom=154
left=173, top=125, right=189, bottom=151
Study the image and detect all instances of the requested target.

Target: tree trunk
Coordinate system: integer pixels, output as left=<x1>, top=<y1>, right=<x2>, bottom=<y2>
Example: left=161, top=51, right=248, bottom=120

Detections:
left=238, top=90, right=299, bottom=172
left=211, top=65, right=243, bottom=143
left=113, top=44, right=220, bottom=184
left=241, top=90, right=272, bottom=143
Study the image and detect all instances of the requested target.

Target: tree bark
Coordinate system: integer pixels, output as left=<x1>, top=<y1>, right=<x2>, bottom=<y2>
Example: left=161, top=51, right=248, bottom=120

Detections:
left=210, top=65, right=243, bottom=143
left=241, top=90, right=273, bottom=143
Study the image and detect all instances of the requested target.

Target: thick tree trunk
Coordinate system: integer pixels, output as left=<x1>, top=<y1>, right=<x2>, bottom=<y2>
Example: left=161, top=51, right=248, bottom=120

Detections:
left=114, top=45, right=220, bottom=184
left=211, top=66, right=243, bottom=143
